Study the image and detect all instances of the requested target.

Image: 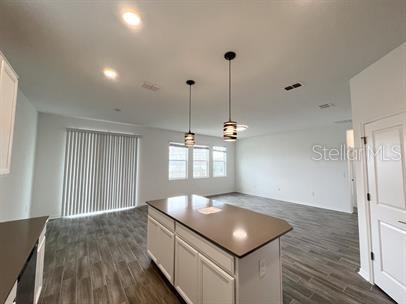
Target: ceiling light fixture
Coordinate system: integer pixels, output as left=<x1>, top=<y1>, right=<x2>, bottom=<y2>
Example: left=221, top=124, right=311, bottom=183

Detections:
left=185, top=80, right=196, bottom=148
left=223, top=51, right=238, bottom=142
left=103, top=68, right=118, bottom=80
left=236, top=124, right=248, bottom=132
left=122, top=11, right=142, bottom=27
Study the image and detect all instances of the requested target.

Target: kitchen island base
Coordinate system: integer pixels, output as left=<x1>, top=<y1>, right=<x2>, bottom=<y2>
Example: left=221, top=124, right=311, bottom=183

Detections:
left=146, top=195, right=292, bottom=304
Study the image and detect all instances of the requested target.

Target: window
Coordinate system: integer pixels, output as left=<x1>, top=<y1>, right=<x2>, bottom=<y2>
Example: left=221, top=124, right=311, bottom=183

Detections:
left=213, top=146, right=227, bottom=177
left=193, top=146, right=210, bottom=178
left=169, top=143, right=188, bottom=180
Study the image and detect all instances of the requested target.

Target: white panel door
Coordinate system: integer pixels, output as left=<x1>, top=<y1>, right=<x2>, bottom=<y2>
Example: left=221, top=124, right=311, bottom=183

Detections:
left=0, top=56, right=18, bottom=175
left=365, top=113, right=406, bottom=304
left=199, top=254, right=234, bottom=304
left=147, top=216, right=159, bottom=263
left=175, top=236, right=200, bottom=304
left=156, top=221, right=175, bottom=283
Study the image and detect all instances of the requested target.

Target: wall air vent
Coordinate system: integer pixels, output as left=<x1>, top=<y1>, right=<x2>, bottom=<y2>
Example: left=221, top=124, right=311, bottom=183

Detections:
left=334, top=119, right=352, bottom=124
left=284, top=82, right=303, bottom=91
left=141, top=81, right=160, bottom=92
left=318, top=103, right=335, bottom=109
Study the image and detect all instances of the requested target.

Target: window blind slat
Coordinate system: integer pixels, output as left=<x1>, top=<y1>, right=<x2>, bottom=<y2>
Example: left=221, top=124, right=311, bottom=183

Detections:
left=62, top=129, right=138, bottom=216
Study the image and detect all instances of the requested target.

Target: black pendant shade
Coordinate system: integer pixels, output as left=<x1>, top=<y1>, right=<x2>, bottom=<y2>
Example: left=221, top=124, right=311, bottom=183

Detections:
left=185, top=80, right=196, bottom=148
left=223, top=51, right=237, bottom=142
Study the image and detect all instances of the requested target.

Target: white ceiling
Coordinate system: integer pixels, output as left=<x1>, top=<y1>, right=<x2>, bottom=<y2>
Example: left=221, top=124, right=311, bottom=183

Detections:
left=0, top=0, right=405, bottom=138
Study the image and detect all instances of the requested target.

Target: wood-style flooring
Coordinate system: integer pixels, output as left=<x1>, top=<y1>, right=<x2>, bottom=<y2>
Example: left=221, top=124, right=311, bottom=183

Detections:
left=39, top=193, right=395, bottom=304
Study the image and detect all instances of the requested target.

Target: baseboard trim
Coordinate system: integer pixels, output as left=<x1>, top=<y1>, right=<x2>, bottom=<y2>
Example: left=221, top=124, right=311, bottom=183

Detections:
left=235, top=191, right=353, bottom=214
left=358, top=268, right=371, bottom=282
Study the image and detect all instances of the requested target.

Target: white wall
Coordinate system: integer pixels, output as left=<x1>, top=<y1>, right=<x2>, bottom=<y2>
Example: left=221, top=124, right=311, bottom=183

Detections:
left=350, top=42, right=406, bottom=281
left=0, top=90, right=37, bottom=222
left=30, top=113, right=235, bottom=218
left=236, top=125, right=352, bottom=213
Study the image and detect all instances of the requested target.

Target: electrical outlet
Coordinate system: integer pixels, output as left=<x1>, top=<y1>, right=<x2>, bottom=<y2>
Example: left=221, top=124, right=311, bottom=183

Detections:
left=259, top=259, right=266, bottom=278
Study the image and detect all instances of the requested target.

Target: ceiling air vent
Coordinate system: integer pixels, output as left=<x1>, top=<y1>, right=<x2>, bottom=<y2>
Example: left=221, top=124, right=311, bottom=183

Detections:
left=284, top=82, right=303, bottom=91
left=334, top=119, right=352, bottom=124
left=141, top=81, right=160, bottom=92
left=319, top=103, right=335, bottom=109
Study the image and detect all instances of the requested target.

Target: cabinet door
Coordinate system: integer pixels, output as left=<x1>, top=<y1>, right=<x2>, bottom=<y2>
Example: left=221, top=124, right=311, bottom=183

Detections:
left=147, top=216, right=159, bottom=263
left=199, top=254, right=234, bottom=304
left=175, top=236, right=199, bottom=304
left=0, top=57, right=18, bottom=175
left=156, top=222, right=175, bottom=283
left=34, top=237, right=46, bottom=304
left=5, top=281, right=16, bottom=304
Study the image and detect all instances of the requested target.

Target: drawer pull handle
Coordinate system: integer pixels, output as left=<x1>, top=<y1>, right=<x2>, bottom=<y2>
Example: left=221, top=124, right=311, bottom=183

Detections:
left=399, top=221, right=406, bottom=225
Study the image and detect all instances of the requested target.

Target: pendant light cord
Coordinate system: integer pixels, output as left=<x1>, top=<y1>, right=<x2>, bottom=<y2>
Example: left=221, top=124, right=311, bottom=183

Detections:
left=189, top=84, right=192, bottom=133
left=228, top=59, right=232, bottom=121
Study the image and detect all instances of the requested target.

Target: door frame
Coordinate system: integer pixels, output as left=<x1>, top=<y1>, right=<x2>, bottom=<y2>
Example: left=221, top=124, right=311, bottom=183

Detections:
left=360, top=110, right=406, bottom=285
left=346, top=129, right=357, bottom=211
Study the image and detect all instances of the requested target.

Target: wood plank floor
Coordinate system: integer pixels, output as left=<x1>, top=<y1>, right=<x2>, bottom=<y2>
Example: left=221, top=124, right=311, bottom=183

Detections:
left=39, top=193, right=395, bottom=304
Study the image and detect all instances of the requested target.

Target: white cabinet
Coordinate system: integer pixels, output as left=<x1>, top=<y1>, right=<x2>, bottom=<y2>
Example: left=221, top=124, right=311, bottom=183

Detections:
left=175, top=235, right=234, bottom=304
left=199, top=254, right=234, bottom=304
left=147, top=215, right=174, bottom=283
left=175, top=236, right=234, bottom=304
left=34, top=227, right=46, bottom=304
left=5, top=281, right=17, bottom=304
left=156, top=223, right=174, bottom=283
left=147, top=216, right=159, bottom=263
left=175, top=236, right=200, bottom=304
left=0, top=52, right=18, bottom=175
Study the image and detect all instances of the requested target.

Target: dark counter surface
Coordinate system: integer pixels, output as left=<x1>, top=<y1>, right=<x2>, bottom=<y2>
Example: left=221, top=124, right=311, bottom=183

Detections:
left=0, top=216, right=48, bottom=303
left=147, top=195, right=292, bottom=258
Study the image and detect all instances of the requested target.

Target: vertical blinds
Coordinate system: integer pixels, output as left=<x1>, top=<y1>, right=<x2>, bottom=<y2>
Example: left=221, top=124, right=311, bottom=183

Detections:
left=62, top=129, right=138, bottom=217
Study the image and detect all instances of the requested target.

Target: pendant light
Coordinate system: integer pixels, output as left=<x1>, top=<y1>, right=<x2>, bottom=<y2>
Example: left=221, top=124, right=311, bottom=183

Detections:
left=185, top=80, right=196, bottom=148
left=223, top=51, right=237, bottom=142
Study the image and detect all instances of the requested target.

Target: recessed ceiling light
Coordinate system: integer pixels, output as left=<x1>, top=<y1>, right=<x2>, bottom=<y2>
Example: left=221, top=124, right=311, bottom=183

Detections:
left=103, top=68, right=118, bottom=80
left=122, top=11, right=141, bottom=27
left=237, top=124, right=248, bottom=132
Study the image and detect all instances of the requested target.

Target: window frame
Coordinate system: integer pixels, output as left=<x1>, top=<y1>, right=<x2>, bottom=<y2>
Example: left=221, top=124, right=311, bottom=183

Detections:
left=168, top=142, right=189, bottom=180
left=212, top=146, right=227, bottom=177
left=193, top=145, right=210, bottom=179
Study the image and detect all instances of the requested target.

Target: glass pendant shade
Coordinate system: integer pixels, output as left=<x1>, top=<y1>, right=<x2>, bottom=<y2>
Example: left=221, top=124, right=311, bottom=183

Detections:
left=185, top=131, right=195, bottom=147
left=223, top=120, right=237, bottom=141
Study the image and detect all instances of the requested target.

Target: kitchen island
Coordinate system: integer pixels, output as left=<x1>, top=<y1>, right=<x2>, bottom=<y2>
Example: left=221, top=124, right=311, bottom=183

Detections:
left=0, top=216, right=48, bottom=304
left=146, top=195, right=292, bottom=304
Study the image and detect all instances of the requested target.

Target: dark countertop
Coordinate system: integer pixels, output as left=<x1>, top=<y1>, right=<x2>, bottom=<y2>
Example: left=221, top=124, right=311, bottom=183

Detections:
left=147, top=195, right=292, bottom=258
left=0, top=216, right=48, bottom=303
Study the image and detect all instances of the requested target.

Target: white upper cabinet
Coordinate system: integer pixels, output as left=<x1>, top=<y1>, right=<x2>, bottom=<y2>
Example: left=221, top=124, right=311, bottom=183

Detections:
left=0, top=51, right=18, bottom=175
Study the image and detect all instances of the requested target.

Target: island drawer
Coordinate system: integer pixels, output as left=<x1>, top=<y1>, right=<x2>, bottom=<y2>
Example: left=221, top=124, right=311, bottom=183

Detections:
left=148, top=207, right=175, bottom=232
left=176, top=223, right=234, bottom=275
